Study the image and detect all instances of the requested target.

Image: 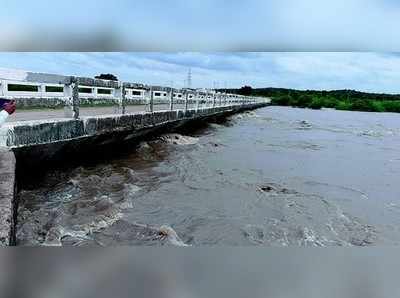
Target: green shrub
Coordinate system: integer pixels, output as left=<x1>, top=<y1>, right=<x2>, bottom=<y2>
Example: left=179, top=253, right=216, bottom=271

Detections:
left=272, top=95, right=291, bottom=106
left=381, top=101, right=400, bottom=113
left=296, top=94, right=312, bottom=107
left=369, top=101, right=385, bottom=112
left=309, top=98, right=323, bottom=109
left=349, top=99, right=374, bottom=112
left=335, top=101, right=352, bottom=110
left=271, top=92, right=400, bottom=114
left=323, top=96, right=337, bottom=108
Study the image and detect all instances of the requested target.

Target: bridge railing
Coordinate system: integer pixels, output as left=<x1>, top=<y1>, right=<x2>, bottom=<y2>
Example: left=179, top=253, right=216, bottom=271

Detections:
left=0, top=73, right=269, bottom=121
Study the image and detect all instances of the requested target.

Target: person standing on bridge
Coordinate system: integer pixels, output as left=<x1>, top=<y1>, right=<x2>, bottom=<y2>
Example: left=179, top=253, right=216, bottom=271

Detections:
left=0, top=100, right=16, bottom=126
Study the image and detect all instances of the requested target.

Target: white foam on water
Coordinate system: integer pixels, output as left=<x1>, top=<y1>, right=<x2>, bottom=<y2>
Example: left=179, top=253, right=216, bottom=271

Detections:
left=124, top=183, right=141, bottom=194
left=43, top=226, right=93, bottom=246
left=158, top=225, right=190, bottom=247
left=68, top=179, right=79, bottom=187
left=357, top=130, right=384, bottom=137
left=138, top=141, right=152, bottom=150
left=235, top=111, right=259, bottom=119
left=124, top=167, right=137, bottom=178
left=292, top=120, right=313, bottom=130
left=159, top=133, right=199, bottom=145
left=301, top=227, right=325, bottom=246
left=42, top=199, right=125, bottom=246
left=209, top=123, right=223, bottom=129
left=80, top=210, right=124, bottom=234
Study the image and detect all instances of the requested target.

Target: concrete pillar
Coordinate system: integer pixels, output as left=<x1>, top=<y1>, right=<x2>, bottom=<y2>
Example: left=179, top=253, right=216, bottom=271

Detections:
left=115, top=83, right=126, bottom=115
left=0, top=148, right=16, bottom=246
left=169, top=88, right=174, bottom=111
left=63, top=76, right=79, bottom=119
left=149, top=87, right=154, bottom=112
left=0, top=80, right=5, bottom=96
left=121, top=84, right=126, bottom=114
left=72, top=77, right=80, bottom=119
left=196, top=92, right=200, bottom=112
left=40, top=84, right=46, bottom=97
left=63, top=82, right=73, bottom=118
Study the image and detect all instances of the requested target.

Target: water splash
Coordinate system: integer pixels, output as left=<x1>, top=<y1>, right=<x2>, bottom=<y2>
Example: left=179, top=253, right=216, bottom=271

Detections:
left=158, top=133, right=199, bottom=145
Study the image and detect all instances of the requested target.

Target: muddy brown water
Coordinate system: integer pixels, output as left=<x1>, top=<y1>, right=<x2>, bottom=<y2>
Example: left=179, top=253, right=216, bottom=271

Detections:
left=16, top=106, right=400, bottom=246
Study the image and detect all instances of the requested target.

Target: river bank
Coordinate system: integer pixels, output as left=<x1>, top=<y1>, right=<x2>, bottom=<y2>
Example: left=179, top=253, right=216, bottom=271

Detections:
left=271, top=95, right=400, bottom=113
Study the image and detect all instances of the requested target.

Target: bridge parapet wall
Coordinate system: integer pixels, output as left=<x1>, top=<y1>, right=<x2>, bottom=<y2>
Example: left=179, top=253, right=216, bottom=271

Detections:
left=0, top=103, right=267, bottom=149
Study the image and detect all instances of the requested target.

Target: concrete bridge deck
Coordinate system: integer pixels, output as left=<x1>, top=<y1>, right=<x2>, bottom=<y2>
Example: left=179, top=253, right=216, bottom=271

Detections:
left=6, top=103, right=199, bottom=122
left=1, top=103, right=268, bottom=149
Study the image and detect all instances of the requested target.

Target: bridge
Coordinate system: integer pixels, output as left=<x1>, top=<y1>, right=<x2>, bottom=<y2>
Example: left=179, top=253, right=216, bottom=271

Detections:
left=0, top=68, right=270, bottom=246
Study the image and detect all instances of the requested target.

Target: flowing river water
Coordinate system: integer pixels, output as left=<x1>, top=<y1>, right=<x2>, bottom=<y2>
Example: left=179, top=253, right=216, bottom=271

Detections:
left=16, top=106, right=400, bottom=246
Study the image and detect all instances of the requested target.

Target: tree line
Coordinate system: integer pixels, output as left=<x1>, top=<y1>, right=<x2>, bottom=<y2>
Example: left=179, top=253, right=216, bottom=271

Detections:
left=224, top=86, right=400, bottom=113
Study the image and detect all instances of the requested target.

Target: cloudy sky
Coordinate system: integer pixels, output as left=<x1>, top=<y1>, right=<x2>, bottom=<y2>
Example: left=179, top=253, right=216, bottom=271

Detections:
left=1, top=0, right=400, bottom=51
left=0, top=52, right=400, bottom=93
left=1, top=1, right=400, bottom=92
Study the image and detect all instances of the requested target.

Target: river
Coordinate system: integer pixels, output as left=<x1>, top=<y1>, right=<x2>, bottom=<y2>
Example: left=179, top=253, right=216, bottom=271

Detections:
left=16, top=106, right=400, bottom=246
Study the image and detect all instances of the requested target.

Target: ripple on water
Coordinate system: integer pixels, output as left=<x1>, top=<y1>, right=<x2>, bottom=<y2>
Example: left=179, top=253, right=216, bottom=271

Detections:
left=251, top=182, right=378, bottom=246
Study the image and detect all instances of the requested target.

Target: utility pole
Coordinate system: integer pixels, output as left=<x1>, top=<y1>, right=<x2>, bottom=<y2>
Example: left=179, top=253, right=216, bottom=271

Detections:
left=187, top=68, right=192, bottom=89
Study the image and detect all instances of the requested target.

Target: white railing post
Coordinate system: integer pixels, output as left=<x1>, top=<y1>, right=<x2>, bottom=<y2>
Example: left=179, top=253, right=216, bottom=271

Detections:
left=40, top=84, right=46, bottom=98
left=63, top=76, right=79, bottom=119
left=169, top=87, right=174, bottom=111
left=149, top=86, right=154, bottom=112
left=121, top=84, right=126, bottom=114
left=184, top=91, right=189, bottom=112
left=72, top=77, right=80, bottom=119
left=63, top=79, right=73, bottom=118
left=196, top=92, right=200, bottom=112
left=115, top=82, right=126, bottom=114
left=0, top=80, right=5, bottom=97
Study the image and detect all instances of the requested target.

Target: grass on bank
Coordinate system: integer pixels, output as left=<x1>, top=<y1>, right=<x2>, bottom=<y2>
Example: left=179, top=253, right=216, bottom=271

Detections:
left=271, top=94, right=400, bottom=113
